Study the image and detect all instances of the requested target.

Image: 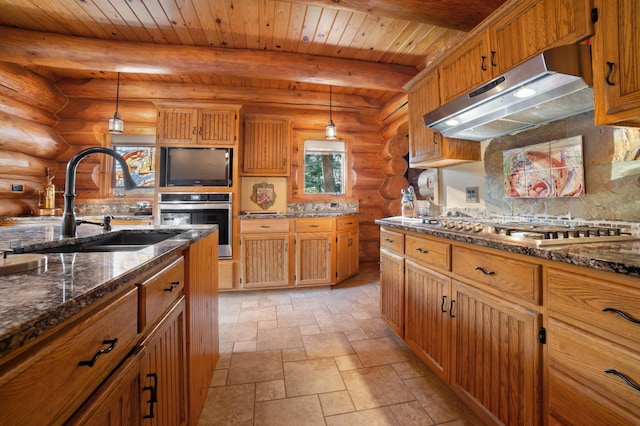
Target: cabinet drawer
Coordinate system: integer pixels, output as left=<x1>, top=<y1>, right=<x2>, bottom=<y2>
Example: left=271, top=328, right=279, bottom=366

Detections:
left=548, top=317, right=640, bottom=418
left=548, top=268, right=640, bottom=346
left=295, top=218, right=334, bottom=233
left=138, top=257, right=184, bottom=332
left=452, top=246, right=541, bottom=304
left=337, top=216, right=358, bottom=231
left=380, top=228, right=404, bottom=254
left=0, top=287, right=139, bottom=425
left=241, top=219, right=290, bottom=233
left=404, top=235, right=450, bottom=270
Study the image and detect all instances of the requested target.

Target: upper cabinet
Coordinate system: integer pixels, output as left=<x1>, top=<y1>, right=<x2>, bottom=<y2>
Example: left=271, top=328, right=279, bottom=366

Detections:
left=408, top=71, right=480, bottom=168
left=242, top=115, right=291, bottom=176
left=438, top=0, right=593, bottom=107
left=157, top=107, right=238, bottom=145
left=593, top=0, right=640, bottom=126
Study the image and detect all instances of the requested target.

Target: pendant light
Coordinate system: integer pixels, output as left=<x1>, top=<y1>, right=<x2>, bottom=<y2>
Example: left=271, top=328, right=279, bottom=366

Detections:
left=325, top=85, right=337, bottom=140
left=108, top=72, right=124, bottom=134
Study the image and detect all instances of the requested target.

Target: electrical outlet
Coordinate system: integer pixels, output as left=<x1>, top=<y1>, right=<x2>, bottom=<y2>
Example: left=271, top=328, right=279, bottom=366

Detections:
left=11, top=184, right=24, bottom=192
left=466, top=186, right=478, bottom=203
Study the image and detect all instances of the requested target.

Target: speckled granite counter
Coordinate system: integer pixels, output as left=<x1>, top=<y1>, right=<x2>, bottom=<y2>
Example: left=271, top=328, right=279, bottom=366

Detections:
left=238, top=211, right=359, bottom=219
left=376, top=217, right=640, bottom=278
left=0, top=223, right=216, bottom=359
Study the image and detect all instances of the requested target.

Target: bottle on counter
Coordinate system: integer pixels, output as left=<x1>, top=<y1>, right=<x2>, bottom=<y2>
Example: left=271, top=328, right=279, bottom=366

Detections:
left=44, top=175, right=56, bottom=209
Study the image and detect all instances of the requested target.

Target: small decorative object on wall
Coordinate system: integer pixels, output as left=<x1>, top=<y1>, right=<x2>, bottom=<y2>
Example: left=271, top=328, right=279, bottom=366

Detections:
left=503, top=135, right=585, bottom=198
left=251, top=182, right=276, bottom=209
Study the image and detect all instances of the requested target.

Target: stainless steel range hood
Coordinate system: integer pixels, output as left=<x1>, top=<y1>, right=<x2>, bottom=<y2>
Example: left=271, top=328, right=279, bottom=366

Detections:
left=423, top=44, right=593, bottom=141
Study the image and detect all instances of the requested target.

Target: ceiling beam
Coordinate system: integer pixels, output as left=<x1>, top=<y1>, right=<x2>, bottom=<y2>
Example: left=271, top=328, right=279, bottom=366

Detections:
left=281, top=0, right=505, bottom=31
left=0, top=27, right=416, bottom=93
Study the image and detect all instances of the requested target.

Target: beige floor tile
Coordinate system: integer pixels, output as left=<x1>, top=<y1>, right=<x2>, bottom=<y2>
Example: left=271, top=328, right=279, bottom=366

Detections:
left=325, top=406, right=399, bottom=426
left=257, top=326, right=303, bottom=351
left=314, top=312, right=361, bottom=333
left=291, top=297, right=328, bottom=311
left=341, top=365, right=415, bottom=410
left=220, top=321, right=257, bottom=343
left=258, top=319, right=278, bottom=329
left=404, top=375, right=484, bottom=425
left=210, top=368, right=228, bottom=387
left=343, top=327, right=369, bottom=341
left=319, top=390, right=355, bottom=416
left=351, top=336, right=412, bottom=367
left=216, top=350, right=232, bottom=369
left=256, top=379, right=286, bottom=402
left=282, top=347, right=307, bottom=362
left=299, top=324, right=322, bottom=335
left=334, top=354, right=363, bottom=371
left=233, top=340, right=257, bottom=353
left=389, top=401, right=435, bottom=425
left=284, top=357, right=346, bottom=397
left=356, top=317, right=396, bottom=339
left=391, top=358, right=430, bottom=379
left=227, top=350, right=283, bottom=385
left=254, top=395, right=325, bottom=426
left=198, top=383, right=254, bottom=426
left=302, top=332, right=355, bottom=359
left=238, top=306, right=277, bottom=323
left=277, top=309, right=318, bottom=327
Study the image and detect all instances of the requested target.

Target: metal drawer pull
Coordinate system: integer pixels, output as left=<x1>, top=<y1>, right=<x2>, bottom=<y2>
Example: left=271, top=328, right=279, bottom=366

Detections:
left=416, top=248, right=429, bottom=254
left=474, top=266, right=495, bottom=276
left=260, top=225, right=271, bottom=228
left=605, top=62, right=616, bottom=86
left=605, top=369, right=640, bottom=392
left=441, top=296, right=448, bottom=313
left=310, top=224, right=319, bottom=228
left=164, top=280, right=180, bottom=292
left=143, top=373, right=158, bottom=419
left=602, top=307, right=640, bottom=324
left=385, top=238, right=394, bottom=243
left=449, top=299, right=456, bottom=318
left=78, top=338, right=118, bottom=367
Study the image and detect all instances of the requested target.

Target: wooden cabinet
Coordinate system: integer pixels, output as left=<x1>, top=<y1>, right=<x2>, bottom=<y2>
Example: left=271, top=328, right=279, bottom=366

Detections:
left=336, top=216, right=359, bottom=282
left=295, top=218, right=335, bottom=286
left=240, top=219, right=292, bottom=288
left=157, top=107, right=237, bottom=145
left=450, top=280, right=542, bottom=426
left=593, top=0, right=640, bottom=126
left=379, top=227, right=405, bottom=337
left=408, top=70, right=480, bottom=168
left=546, top=267, right=640, bottom=424
left=242, top=115, right=290, bottom=176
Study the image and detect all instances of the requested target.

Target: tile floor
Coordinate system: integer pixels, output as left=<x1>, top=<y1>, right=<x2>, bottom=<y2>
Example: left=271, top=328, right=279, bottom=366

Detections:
left=198, top=271, right=484, bottom=425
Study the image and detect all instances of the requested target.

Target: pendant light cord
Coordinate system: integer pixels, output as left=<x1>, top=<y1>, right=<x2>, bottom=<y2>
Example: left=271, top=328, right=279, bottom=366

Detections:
left=329, top=85, right=333, bottom=121
left=115, top=72, right=120, bottom=114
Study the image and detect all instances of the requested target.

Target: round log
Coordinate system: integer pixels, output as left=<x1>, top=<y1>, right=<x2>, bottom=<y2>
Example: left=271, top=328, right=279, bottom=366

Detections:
left=352, top=189, right=385, bottom=208
left=0, top=94, right=58, bottom=127
left=0, top=199, right=34, bottom=217
left=0, top=151, right=58, bottom=177
left=381, top=198, right=402, bottom=217
left=57, top=98, right=158, bottom=123
left=379, top=175, right=409, bottom=200
left=0, top=112, right=69, bottom=159
left=379, top=134, right=409, bottom=160
left=352, top=152, right=385, bottom=171
left=381, top=157, right=408, bottom=177
left=0, top=62, right=67, bottom=113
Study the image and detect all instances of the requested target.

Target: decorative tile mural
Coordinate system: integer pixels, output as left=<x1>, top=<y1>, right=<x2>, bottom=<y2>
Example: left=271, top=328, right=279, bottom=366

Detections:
left=503, top=135, right=584, bottom=198
left=114, top=146, right=155, bottom=187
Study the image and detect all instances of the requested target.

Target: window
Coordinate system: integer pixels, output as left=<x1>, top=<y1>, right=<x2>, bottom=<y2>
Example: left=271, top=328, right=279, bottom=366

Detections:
left=111, top=135, right=156, bottom=194
left=303, top=140, right=346, bottom=194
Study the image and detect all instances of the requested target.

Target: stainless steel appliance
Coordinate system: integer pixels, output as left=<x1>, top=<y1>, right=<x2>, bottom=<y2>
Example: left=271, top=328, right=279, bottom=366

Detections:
left=158, top=192, right=232, bottom=258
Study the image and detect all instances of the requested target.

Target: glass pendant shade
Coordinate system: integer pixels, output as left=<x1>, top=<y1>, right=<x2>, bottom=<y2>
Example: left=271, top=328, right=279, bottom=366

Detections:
left=108, top=72, right=124, bottom=134
left=325, top=85, right=337, bottom=140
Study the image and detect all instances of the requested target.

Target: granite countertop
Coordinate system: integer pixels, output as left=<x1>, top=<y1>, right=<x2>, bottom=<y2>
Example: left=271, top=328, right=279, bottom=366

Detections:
left=0, top=223, right=217, bottom=360
left=238, top=211, right=359, bottom=219
left=376, top=217, right=640, bottom=278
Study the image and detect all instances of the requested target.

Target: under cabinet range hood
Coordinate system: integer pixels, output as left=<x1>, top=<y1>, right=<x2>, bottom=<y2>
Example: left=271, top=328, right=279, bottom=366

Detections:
left=423, top=44, right=593, bottom=141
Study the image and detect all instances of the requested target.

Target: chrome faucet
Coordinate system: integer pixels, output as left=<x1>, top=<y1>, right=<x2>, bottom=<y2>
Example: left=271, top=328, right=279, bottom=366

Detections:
left=61, top=147, right=136, bottom=238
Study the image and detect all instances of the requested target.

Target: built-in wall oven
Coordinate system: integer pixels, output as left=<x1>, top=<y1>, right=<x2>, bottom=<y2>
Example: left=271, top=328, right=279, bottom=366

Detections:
left=158, top=192, right=232, bottom=258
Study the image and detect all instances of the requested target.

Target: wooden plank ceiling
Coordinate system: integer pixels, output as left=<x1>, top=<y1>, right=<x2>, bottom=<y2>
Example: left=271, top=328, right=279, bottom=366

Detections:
left=0, top=0, right=506, bottom=108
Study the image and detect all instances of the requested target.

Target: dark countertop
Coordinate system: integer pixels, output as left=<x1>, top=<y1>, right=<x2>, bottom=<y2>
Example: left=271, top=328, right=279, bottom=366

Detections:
left=376, top=217, right=640, bottom=278
left=0, top=223, right=217, bottom=360
left=238, top=211, right=359, bottom=219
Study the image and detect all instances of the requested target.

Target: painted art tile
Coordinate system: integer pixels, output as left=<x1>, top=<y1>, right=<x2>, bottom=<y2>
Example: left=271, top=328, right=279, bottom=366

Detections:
left=503, top=135, right=584, bottom=198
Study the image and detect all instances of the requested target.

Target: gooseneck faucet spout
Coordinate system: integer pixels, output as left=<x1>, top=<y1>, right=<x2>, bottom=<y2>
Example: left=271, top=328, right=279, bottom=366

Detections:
left=61, top=147, right=137, bottom=238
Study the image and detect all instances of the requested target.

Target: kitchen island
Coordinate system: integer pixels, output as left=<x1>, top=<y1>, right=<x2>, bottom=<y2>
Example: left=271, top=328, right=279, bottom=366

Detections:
left=0, top=222, right=219, bottom=425
left=376, top=216, right=640, bottom=426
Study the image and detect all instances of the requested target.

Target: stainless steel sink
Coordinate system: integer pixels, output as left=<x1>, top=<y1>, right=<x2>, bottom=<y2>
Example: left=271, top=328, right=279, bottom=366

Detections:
left=31, top=231, right=182, bottom=253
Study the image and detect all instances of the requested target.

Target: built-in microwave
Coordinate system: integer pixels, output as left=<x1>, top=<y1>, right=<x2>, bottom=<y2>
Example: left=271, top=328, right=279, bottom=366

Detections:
left=159, top=147, right=232, bottom=187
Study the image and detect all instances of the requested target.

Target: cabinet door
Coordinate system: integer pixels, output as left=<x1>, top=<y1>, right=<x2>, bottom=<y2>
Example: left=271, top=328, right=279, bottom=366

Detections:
left=140, top=298, right=187, bottom=426
left=241, top=233, right=291, bottom=288
left=336, top=229, right=359, bottom=282
left=408, top=71, right=441, bottom=166
left=295, top=233, right=334, bottom=286
left=157, top=108, right=199, bottom=144
left=490, top=0, right=592, bottom=75
left=198, top=109, right=236, bottom=145
left=242, top=116, right=290, bottom=176
left=380, top=250, right=405, bottom=338
left=405, top=260, right=451, bottom=382
left=450, top=280, right=542, bottom=426
left=439, top=33, right=492, bottom=105
left=593, top=0, right=640, bottom=125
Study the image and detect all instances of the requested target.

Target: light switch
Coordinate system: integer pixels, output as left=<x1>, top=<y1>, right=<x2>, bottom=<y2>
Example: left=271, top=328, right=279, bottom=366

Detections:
left=466, top=186, right=478, bottom=203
